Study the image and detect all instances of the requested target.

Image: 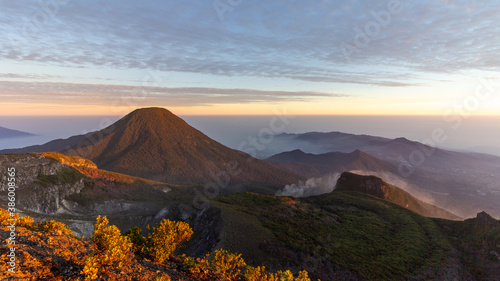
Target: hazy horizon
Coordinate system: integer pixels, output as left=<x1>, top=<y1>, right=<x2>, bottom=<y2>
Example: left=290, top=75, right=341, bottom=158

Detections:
left=2, top=114, right=500, bottom=157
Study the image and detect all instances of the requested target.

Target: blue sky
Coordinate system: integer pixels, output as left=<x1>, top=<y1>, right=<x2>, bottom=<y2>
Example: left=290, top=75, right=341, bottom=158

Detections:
left=1, top=0, right=499, bottom=115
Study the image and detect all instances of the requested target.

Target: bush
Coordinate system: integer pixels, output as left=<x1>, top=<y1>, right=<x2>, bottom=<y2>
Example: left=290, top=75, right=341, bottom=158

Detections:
left=82, top=216, right=132, bottom=280
left=124, top=226, right=147, bottom=252
left=210, top=249, right=247, bottom=279
left=33, top=220, right=74, bottom=236
left=143, top=219, right=193, bottom=263
left=183, top=249, right=247, bottom=280
left=244, top=266, right=312, bottom=281
left=0, top=208, right=34, bottom=227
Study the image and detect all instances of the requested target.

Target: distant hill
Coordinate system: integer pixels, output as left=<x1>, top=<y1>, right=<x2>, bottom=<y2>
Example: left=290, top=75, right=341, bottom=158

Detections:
left=335, top=172, right=461, bottom=220
left=267, top=149, right=395, bottom=177
left=61, top=107, right=303, bottom=187
left=0, top=126, right=36, bottom=139
left=0, top=133, right=90, bottom=153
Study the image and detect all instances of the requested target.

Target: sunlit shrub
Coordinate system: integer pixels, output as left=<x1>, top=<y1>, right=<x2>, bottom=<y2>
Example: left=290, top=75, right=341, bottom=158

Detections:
left=143, top=219, right=193, bottom=263
left=183, top=249, right=246, bottom=280
left=0, top=208, right=34, bottom=227
left=244, top=266, right=312, bottom=281
left=82, top=215, right=132, bottom=281
left=210, top=249, right=247, bottom=279
left=34, top=220, right=73, bottom=236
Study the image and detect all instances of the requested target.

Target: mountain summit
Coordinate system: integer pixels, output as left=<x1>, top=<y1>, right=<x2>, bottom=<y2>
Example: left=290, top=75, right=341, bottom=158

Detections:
left=64, top=107, right=302, bottom=187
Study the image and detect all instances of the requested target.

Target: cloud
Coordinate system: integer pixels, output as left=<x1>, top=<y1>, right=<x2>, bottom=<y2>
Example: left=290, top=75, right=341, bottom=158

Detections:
left=0, top=81, right=346, bottom=107
left=0, top=0, right=499, bottom=87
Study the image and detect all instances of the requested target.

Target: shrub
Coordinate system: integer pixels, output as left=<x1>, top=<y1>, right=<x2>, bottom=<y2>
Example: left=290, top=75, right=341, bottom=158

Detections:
left=183, top=249, right=247, bottom=280
left=181, top=255, right=211, bottom=276
left=295, top=270, right=310, bottom=281
left=245, top=266, right=274, bottom=281
left=143, top=219, right=193, bottom=263
left=0, top=208, right=34, bottom=227
left=124, top=226, right=147, bottom=252
left=244, top=266, right=312, bottom=281
left=82, top=216, right=132, bottom=280
left=33, top=220, right=74, bottom=236
left=210, top=249, right=247, bottom=279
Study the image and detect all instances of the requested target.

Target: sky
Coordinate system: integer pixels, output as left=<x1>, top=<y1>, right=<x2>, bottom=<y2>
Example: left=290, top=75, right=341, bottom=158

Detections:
left=1, top=0, right=500, bottom=116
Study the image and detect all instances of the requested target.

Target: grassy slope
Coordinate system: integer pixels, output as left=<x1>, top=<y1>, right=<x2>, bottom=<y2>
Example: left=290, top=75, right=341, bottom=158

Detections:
left=215, top=191, right=458, bottom=281
left=433, top=214, right=500, bottom=280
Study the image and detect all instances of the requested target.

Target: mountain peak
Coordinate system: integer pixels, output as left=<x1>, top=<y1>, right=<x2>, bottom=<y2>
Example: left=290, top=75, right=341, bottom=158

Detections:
left=63, top=108, right=302, bottom=186
left=128, top=107, right=176, bottom=118
left=476, top=211, right=496, bottom=224
left=120, top=107, right=184, bottom=127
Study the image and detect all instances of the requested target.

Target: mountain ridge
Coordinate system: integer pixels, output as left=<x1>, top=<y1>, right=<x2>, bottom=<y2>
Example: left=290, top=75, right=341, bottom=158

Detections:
left=267, top=148, right=396, bottom=177
left=335, top=171, right=461, bottom=220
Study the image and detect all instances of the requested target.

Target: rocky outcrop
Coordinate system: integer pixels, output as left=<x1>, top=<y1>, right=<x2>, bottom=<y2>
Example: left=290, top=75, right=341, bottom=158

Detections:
left=184, top=206, right=223, bottom=258
left=0, top=153, right=179, bottom=239
left=0, top=153, right=86, bottom=214
left=335, top=172, right=462, bottom=220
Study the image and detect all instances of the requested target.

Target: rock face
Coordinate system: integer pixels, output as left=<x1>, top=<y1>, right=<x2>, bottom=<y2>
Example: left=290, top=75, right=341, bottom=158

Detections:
left=0, top=153, right=85, bottom=214
left=0, top=153, right=182, bottom=237
left=335, top=172, right=462, bottom=220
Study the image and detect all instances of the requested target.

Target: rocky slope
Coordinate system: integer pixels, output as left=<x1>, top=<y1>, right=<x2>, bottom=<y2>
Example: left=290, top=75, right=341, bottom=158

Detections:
left=0, top=152, right=183, bottom=237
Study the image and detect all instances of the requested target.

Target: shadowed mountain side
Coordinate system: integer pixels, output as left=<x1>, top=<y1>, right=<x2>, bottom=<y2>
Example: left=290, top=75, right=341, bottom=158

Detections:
left=62, top=107, right=303, bottom=187
left=267, top=149, right=396, bottom=177
left=335, top=172, right=461, bottom=220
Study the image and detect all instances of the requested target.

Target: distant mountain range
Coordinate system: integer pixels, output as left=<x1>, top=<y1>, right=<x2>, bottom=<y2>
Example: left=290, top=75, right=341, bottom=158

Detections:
left=265, top=132, right=500, bottom=219
left=0, top=126, right=36, bottom=139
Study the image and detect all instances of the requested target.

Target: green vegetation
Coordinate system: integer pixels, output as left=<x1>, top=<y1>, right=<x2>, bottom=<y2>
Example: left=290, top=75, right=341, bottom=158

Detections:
left=34, top=166, right=84, bottom=187
left=434, top=214, right=500, bottom=280
left=216, top=191, right=454, bottom=280
left=124, top=226, right=147, bottom=253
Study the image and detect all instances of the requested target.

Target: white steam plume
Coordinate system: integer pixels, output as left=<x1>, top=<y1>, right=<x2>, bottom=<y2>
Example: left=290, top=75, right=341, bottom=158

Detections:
left=275, top=173, right=341, bottom=198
